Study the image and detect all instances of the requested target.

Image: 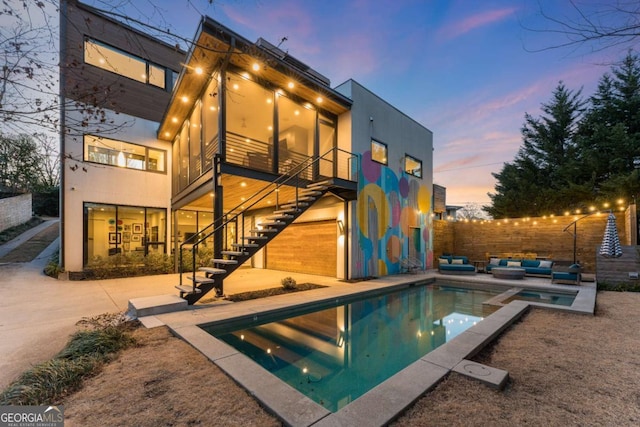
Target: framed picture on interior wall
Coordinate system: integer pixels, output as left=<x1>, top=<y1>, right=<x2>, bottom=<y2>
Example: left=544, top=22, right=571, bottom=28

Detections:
left=123, top=242, right=130, bottom=251
left=123, top=232, right=131, bottom=243
left=124, top=224, right=131, bottom=232
left=133, top=223, right=143, bottom=234
left=109, top=232, right=121, bottom=244
left=131, top=234, right=141, bottom=242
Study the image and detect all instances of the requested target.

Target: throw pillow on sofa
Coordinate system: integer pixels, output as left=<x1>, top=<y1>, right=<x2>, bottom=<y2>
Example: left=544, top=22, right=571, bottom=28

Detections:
left=438, top=257, right=450, bottom=265
left=489, top=257, right=500, bottom=265
left=538, top=260, right=552, bottom=268
left=507, top=261, right=521, bottom=267
left=451, top=258, right=464, bottom=265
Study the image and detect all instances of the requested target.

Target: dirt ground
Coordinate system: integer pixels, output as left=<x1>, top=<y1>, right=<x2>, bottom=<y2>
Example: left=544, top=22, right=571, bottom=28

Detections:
left=64, top=291, right=640, bottom=426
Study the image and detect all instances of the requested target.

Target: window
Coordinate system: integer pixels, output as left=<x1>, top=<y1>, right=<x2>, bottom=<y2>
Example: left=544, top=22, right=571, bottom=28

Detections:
left=84, top=203, right=166, bottom=265
left=84, top=135, right=166, bottom=172
left=404, top=154, right=422, bottom=178
left=371, top=139, right=388, bottom=165
left=84, top=38, right=171, bottom=90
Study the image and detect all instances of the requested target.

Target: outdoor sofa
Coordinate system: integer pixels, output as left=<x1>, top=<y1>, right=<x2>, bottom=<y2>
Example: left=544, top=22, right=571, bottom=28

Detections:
left=485, top=258, right=554, bottom=277
left=438, top=255, right=476, bottom=275
left=551, top=264, right=582, bottom=285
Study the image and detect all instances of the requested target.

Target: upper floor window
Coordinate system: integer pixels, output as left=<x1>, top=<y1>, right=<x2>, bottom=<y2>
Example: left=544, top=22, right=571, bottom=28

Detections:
left=371, top=139, right=388, bottom=165
left=404, top=154, right=422, bottom=178
left=84, top=135, right=166, bottom=173
left=84, top=38, right=173, bottom=90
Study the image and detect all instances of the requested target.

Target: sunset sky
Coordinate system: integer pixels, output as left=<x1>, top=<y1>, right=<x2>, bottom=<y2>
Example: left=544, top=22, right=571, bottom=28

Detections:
left=92, top=0, right=631, bottom=207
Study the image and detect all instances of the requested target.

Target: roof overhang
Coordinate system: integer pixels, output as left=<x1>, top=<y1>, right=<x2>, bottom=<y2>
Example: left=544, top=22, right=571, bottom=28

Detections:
left=158, top=17, right=352, bottom=141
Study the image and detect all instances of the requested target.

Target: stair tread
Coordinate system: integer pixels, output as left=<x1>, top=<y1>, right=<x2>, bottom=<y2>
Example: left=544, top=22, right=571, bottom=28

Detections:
left=175, top=285, right=202, bottom=294
left=199, top=267, right=226, bottom=274
left=232, top=243, right=259, bottom=248
left=288, top=196, right=315, bottom=202
left=281, top=202, right=309, bottom=208
left=266, top=214, right=294, bottom=220
left=193, top=275, right=216, bottom=284
left=250, top=228, right=278, bottom=233
left=242, top=235, right=268, bottom=240
left=259, top=221, right=285, bottom=227
left=221, top=250, right=248, bottom=256
left=300, top=190, right=322, bottom=196
left=211, top=259, right=238, bottom=265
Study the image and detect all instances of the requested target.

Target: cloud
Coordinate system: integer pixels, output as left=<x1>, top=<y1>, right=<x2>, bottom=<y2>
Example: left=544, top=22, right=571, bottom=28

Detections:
left=438, top=8, right=517, bottom=40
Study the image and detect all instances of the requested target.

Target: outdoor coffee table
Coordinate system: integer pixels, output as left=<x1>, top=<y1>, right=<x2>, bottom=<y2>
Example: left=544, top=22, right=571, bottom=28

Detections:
left=491, top=267, right=526, bottom=280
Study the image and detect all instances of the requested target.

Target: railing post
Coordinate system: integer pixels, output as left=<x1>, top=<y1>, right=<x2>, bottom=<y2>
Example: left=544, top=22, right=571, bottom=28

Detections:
left=213, top=154, right=224, bottom=295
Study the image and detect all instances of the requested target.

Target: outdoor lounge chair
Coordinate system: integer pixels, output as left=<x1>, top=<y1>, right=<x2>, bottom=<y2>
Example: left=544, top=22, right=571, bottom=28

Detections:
left=551, top=264, right=581, bottom=285
left=401, top=257, right=423, bottom=274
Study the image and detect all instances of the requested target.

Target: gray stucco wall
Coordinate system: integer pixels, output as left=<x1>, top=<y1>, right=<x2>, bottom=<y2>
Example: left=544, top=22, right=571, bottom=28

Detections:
left=0, top=193, right=32, bottom=232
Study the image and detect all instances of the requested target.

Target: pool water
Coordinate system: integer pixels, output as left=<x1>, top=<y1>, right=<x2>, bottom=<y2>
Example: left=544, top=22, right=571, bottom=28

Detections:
left=506, top=290, right=576, bottom=306
left=204, top=284, right=501, bottom=412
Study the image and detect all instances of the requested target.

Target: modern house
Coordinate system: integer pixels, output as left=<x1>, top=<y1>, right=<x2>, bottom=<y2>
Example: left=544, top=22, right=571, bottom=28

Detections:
left=59, top=0, right=434, bottom=302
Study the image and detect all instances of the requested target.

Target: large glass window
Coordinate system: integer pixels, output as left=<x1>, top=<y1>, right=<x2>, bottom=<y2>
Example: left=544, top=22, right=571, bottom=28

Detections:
left=189, top=101, right=202, bottom=180
left=84, top=203, right=166, bottom=265
left=226, top=73, right=274, bottom=167
left=84, top=38, right=169, bottom=89
left=179, top=123, right=189, bottom=191
left=84, top=135, right=166, bottom=172
left=371, top=139, right=388, bottom=165
left=404, top=154, right=422, bottom=178
left=319, top=114, right=336, bottom=177
left=278, top=95, right=315, bottom=172
left=202, top=77, right=219, bottom=167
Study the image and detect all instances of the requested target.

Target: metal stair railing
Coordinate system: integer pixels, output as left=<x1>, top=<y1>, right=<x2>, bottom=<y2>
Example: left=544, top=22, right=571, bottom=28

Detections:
left=177, top=147, right=357, bottom=300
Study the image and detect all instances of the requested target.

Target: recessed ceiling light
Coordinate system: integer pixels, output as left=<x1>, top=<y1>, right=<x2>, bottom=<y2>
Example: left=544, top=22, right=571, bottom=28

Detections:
left=252, top=63, right=260, bottom=71
left=288, top=82, right=295, bottom=89
left=195, top=67, right=203, bottom=74
left=181, top=96, right=188, bottom=103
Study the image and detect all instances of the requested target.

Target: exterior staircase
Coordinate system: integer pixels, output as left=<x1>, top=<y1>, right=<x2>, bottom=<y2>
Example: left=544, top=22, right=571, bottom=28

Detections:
left=175, top=179, right=333, bottom=304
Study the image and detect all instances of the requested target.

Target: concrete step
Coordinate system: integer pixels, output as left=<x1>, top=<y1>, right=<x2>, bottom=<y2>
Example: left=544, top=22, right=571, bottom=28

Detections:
left=128, top=294, right=188, bottom=318
left=192, top=275, right=216, bottom=285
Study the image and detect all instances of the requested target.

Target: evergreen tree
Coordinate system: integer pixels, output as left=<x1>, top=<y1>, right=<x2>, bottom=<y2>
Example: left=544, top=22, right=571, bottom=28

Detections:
left=486, top=83, right=586, bottom=218
left=576, top=52, right=640, bottom=202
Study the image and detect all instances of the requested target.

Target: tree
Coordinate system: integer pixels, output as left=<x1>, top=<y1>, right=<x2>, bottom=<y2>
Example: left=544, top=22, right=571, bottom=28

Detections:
left=528, top=0, right=640, bottom=54
left=0, top=133, right=44, bottom=192
left=456, top=203, right=486, bottom=220
left=576, top=52, right=640, bottom=201
left=486, top=83, right=586, bottom=218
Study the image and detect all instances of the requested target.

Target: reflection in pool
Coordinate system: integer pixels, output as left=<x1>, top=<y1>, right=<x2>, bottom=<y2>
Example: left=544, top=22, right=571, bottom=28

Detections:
left=203, top=284, right=501, bottom=412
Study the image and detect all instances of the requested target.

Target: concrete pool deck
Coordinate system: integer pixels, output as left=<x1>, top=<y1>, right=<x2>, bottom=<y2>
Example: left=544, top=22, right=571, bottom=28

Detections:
left=141, top=271, right=596, bottom=427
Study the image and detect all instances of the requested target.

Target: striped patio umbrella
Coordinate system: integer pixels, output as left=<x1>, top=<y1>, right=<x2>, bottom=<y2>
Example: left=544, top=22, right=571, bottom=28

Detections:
left=599, top=212, right=623, bottom=258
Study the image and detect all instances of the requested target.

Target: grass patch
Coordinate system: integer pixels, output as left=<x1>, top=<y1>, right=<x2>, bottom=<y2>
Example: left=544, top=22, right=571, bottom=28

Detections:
left=0, top=313, right=137, bottom=405
left=0, top=217, right=44, bottom=244
left=597, top=282, right=640, bottom=292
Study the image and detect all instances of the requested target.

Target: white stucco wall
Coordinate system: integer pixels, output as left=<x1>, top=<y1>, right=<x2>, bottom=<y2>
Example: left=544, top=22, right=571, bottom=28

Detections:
left=61, top=106, right=173, bottom=271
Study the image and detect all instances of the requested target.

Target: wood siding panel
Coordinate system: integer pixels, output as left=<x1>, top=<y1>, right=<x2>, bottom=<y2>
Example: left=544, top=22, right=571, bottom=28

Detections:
left=438, top=212, right=627, bottom=273
left=62, top=0, right=185, bottom=122
left=266, top=220, right=336, bottom=277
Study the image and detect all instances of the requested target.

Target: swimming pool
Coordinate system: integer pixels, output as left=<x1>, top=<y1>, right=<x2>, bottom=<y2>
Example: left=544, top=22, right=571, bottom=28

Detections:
left=203, top=283, right=501, bottom=412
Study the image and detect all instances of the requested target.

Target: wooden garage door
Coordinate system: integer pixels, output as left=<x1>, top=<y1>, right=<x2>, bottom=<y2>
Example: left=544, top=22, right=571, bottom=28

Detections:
left=266, top=220, right=337, bottom=276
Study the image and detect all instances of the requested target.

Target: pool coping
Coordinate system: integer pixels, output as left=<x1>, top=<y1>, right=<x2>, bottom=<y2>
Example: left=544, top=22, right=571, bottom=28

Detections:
left=148, top=273, right=596, bottom=427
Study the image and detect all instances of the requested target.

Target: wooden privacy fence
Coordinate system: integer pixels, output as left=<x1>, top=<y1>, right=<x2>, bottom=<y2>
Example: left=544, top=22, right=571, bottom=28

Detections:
left=433, top=209, right=633, bottom=274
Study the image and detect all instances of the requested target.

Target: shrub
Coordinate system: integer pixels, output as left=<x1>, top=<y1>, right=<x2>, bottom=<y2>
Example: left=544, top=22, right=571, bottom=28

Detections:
left=44, top=249, right=62, bottom=278
left=0, top=312, right=136, bottom=405
left=85, top=251, right=173, bottom=279
left=281, top=276, right=297, bottom=290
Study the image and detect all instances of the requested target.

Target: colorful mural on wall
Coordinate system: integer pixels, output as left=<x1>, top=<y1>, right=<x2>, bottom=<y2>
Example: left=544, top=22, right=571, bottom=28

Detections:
left=354, top=151, right=433, bottom=277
